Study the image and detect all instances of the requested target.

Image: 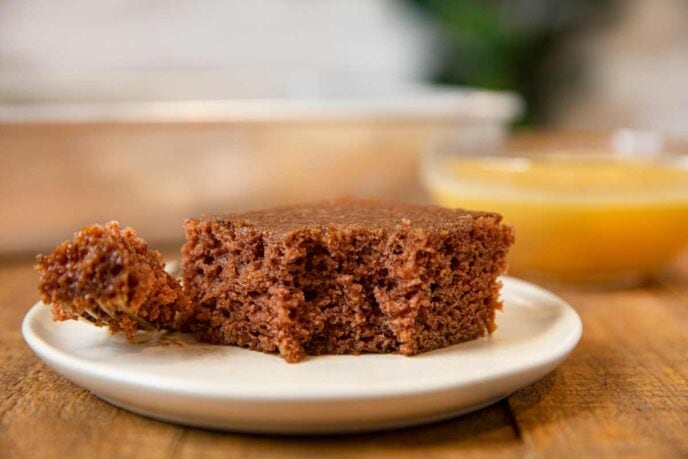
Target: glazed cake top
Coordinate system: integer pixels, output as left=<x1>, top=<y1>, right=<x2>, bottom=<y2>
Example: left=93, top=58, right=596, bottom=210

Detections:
left=194, top=198, right=503, bottom=236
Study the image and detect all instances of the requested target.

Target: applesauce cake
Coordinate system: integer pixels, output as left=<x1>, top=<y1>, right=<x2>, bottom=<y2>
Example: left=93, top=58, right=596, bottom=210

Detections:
left=182, top=198, right=514, bottom=362
left=37, top=199, right=513, bottom=362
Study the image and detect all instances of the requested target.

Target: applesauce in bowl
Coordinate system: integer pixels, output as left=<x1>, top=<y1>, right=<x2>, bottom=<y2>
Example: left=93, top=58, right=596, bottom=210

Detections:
left=422, top=132, right=688, bottom=284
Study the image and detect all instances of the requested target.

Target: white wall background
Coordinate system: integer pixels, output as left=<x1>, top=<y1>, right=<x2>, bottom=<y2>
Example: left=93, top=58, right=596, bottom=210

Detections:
left=0, top=0, right=435, bottom=102
left=1, top=0, right=687, bottom=135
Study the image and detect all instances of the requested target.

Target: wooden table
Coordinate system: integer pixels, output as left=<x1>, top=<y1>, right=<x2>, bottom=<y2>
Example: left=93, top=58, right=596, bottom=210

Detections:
left=1, top=130, right=687, bottom=457
left=2, top=253, right=687, bottom=458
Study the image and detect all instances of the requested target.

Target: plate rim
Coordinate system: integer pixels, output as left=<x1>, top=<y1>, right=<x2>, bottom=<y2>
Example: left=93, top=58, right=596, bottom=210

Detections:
left=22, top=276, right=582, bottom=402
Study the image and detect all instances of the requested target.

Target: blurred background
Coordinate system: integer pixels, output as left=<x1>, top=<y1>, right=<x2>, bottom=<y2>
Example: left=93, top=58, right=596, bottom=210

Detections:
left=1, top=0, right=687, bottom=282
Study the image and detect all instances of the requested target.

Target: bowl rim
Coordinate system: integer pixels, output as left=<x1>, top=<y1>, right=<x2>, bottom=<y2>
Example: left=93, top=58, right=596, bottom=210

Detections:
left=0, top=84, right=523, bottom=125
left=422, top=138, right=688, bottom=204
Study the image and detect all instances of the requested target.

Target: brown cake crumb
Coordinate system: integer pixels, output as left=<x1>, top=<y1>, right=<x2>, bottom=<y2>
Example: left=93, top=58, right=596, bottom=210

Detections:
left=182, top=198, right=514, bottom=362
left=36, top=222, right=191, bottom=339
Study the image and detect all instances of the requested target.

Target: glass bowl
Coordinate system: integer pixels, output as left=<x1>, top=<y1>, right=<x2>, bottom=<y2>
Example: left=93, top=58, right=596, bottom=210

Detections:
left=0, top=83, right=520, bottom=254
left=422, top=130, right=688, bottom=285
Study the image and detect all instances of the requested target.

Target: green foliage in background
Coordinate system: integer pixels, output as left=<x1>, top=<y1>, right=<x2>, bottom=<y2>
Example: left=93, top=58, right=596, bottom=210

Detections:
left=407, top=0, right=616, bottom=125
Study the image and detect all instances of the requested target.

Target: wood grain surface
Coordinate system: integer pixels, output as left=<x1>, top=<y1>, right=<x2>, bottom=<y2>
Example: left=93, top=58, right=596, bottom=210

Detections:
left=1, top=131, right=687, bottom=458
left=1, top=251, right=687, bottom=458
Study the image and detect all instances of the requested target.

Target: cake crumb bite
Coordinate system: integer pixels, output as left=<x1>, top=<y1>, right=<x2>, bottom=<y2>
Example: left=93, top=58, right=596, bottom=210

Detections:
left=36, top=221, right=192, bottom=339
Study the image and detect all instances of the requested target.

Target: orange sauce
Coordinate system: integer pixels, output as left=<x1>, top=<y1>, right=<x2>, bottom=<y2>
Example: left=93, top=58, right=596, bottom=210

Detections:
left=425, top=155, right=688, bottom=282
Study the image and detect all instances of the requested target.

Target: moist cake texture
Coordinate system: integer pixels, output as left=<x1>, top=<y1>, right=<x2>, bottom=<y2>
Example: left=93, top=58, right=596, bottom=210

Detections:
left=183, top=198, right=514, bottom=362
left=36, top=222, right=191, bottom=339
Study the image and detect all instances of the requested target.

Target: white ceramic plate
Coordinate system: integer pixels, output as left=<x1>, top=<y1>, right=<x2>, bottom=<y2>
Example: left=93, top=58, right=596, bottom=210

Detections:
left=22, top=276, right=581, bottom=434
